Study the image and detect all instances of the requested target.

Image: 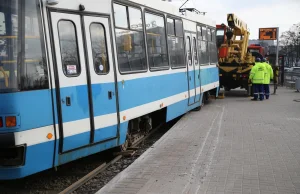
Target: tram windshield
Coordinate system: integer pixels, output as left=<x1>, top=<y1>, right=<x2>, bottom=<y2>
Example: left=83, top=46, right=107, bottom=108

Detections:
left=0, top=0, right=48, bottom=93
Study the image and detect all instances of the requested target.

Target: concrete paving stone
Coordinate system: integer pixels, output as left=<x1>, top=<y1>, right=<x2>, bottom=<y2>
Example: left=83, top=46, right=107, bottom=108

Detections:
left=259, top=190, right=278, bottom=194
left=277, top=189, right=296, bottom=194
left=216, top=186, right=225, bottom=192
left=259, top=181, right=276, bottom=187
left=249, top=188, right=260, bottom=194
left=224, top=188, right=242, bottom=193
left=205, top=191, right=215, bottom=194
left=97, top=88, right=300, bottom=194
left=295, top=188, right=300, bottom=194
left=109, top=188, right=140, bottom=194
left=207, top=185, right=217, bottom=192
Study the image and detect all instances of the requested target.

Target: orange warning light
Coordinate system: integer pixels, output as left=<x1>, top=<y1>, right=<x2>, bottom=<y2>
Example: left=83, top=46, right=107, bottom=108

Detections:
left=47, top=133, right=53, bottom=139
left=6, top=116, right=16, bottom=128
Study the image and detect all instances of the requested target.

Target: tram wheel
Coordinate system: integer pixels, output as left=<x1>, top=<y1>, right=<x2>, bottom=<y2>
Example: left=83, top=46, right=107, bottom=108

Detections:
left=119, top=134, right=129, bottom=151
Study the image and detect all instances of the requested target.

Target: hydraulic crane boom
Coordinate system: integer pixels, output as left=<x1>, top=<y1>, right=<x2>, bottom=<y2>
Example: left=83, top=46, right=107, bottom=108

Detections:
left=221, top=13, right=254, bottom=64
left=227, top=14, right=247, bottom=35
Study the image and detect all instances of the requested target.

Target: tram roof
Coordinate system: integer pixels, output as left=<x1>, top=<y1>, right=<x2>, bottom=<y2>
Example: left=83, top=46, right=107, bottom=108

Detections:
left=128, top=0, right=216, bottom=27
left=42, top=0, right=215, bottom=27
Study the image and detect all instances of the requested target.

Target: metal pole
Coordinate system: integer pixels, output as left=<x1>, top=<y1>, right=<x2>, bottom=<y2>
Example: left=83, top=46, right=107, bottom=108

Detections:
left=179, top=0, right=189, bottom=10
left=281, top=56, right=284, bottom=86
left=274, top=27, right=279, bottom=94
left=276, top=28, right=279, bottom=66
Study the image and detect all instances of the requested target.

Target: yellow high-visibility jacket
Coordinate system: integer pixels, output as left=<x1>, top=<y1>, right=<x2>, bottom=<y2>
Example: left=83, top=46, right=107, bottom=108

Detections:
left=263, top=62, right=274, bottom=84
left=250, top=62, right=265, bottom=84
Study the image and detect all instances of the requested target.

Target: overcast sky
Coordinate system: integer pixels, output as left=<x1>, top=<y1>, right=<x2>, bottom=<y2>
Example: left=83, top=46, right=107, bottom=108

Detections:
left=171, top=0, right=300, bottom=39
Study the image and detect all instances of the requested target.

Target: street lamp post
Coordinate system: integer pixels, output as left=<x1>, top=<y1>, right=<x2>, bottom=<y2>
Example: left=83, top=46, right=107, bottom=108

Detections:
left=273, top=27, right=280, bottom=94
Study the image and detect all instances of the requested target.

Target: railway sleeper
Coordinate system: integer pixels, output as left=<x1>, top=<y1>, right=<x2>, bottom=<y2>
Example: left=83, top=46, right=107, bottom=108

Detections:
left=113, top=150, right=136, bottom=157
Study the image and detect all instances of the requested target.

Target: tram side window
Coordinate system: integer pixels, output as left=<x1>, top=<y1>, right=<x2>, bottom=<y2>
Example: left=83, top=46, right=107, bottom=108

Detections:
left=210, top=29, right=218, bottom=64
left=198, top=40, right=209, bottom=65
left=207, top=28, right=212, bottom=42
left=114, top=4, right=128, bottom=28
left=197, top=26, right=202, bottom=39
left=58, top=21, right=81, bottom=77
left=167, top=18, right=175, bottom=35
left=209, top=42, right=218, bottom=64
left=175, top=20, right=183, bottom=37
left=211, top=29, right=216, bottom=43
left=0, top=1, right=48, bottom=93
left=167, top=18, right=184, bottom=68
left=202, top=26, right=207, bottom=41
left=145, top=12, right=168, bottom=69
left=113, top=3, right=147, bottom=73
left=90, top=23, right=109, bottom=74
left=186, top=36, right=192, bottom=66
left=197, top=25, right=209, bottom=65
left=0, top=13, right=6, bottom=35
left=193, top=37, right=198, bottom=65
left=207, top=28, right=211, bottom=64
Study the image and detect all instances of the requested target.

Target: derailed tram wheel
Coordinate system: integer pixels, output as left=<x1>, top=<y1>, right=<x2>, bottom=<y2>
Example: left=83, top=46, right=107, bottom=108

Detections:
left=193, top=104, right=201, bottom=111
left=193, top=93, right=205, bottom=111
left=119, top=133, right=130, bottom=151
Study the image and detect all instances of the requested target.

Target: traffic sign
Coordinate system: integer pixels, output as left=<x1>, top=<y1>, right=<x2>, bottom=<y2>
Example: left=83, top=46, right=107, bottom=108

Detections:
left=259, top=28, right=278, bottom=40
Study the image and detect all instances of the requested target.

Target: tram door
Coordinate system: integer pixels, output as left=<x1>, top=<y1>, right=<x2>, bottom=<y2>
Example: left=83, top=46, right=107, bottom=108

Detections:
left=192, top=34, right=201, bottom=102
left=50, top=12, right=118, bottom=153
left=185, top=33, right=197, bottom=105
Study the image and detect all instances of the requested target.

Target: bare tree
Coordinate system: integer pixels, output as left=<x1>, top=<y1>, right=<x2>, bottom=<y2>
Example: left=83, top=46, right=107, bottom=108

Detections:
left=280, top=23, right=300, bottom=67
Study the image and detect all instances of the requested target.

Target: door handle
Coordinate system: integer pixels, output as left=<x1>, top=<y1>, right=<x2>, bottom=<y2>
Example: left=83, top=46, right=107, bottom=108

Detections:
left=189, top=76, right=191, bottom=81
left=108, top=91, right=113, bottom=100
left=66, top=96, right=71, bottom=106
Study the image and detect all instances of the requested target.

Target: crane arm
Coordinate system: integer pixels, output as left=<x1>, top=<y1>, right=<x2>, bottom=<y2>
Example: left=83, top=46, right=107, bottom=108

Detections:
left=227, top=14, right=248, bottom=35
left=218, top=13, right=254, bottom=64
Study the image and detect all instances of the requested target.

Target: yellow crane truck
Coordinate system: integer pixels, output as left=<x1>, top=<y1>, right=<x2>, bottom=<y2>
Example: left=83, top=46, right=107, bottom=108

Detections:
left=217, top=14, right=255, bottom=95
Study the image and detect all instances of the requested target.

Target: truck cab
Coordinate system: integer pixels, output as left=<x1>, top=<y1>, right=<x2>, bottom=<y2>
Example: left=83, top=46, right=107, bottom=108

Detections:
left=247, top=44, right=265, bottom=60
left=216, top=24, right=227, bottom=48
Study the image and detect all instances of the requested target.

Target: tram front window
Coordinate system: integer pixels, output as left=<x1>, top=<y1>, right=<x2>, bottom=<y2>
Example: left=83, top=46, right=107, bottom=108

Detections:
left=0, top=0, right=48, bottom=93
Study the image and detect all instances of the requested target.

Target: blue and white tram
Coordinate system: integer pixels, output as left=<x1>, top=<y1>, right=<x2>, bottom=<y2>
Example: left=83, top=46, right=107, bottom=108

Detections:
left=0, top=0, right=219, bottom=179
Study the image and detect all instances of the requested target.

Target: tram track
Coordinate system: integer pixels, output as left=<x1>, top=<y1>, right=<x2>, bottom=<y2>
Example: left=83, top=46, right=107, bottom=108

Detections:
left=0, top=119, right=178, bottom=194
left=60, top=123, right=164, bottom=194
